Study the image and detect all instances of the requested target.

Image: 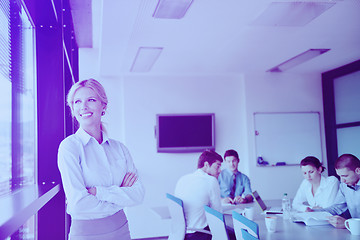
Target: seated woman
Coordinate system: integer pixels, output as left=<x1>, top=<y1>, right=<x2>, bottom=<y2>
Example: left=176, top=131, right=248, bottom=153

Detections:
left=292, top=156, right=339, bottom=212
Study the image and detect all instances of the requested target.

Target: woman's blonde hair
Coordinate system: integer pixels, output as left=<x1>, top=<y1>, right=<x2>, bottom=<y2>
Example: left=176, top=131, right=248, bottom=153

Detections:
left=67, top=79, right=108, bottom=131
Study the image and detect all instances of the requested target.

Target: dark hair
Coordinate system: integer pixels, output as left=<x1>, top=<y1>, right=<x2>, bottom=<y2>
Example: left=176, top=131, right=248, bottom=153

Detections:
left=335, top=154, right=360, bottom=171
left=224, top=149, right=239, bottom=161
left=198, top=150, right=223, bottom=168
left=300, top=156, right=325, bottom=173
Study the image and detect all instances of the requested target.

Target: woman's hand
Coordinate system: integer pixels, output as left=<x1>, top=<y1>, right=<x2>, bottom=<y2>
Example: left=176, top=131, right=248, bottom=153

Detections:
left=121, top=172, right=138, bottom=187
left=87, top=187, right=97, bottom=196
left=305, top=207, right=314, bottom=212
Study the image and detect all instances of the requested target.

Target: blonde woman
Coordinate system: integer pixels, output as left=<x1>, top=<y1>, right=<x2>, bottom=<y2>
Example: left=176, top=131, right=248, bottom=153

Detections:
left=58, top=79, right=144, bottom=239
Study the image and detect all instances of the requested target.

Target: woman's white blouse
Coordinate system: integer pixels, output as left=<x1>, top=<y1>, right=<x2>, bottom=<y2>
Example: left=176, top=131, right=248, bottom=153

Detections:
left=58, top=128, right=145, bottom=220
left=292, top=175, right=339, bottom=212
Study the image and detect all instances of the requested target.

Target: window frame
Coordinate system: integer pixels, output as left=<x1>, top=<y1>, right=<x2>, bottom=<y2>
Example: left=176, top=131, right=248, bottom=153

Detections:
left=322, top=59, right=360, bottom=176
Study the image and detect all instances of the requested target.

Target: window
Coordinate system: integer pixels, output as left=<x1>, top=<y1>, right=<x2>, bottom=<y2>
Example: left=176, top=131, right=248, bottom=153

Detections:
left=18, top=4, right=36, bottom=190
left=0, top=0, right=36, bottom=239
left=0, top=0, right=75, bottom=238
left=0, top=0, right=36, bottom=238
left=0, top=0, right=36, bottom=196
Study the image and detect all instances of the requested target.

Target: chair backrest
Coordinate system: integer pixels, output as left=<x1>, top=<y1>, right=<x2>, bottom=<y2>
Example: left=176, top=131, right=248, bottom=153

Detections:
left=241, top=228, right=259, bottom=240
left=166, top=193, right=186, bottom=240
left=232, top=211, right=259, bottom=240
left=204, top=205, right=229, bottom=240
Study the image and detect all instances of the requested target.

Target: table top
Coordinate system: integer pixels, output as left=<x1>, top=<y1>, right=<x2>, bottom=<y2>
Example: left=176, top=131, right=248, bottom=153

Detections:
left=224, top=199, right=354, bottom=240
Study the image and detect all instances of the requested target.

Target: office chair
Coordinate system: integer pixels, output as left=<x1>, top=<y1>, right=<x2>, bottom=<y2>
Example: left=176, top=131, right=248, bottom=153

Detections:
left=204, top=205, right=230, bottom=240
left=232, top=211, right=259, bottom=240
left=166, top=193, right=211, bottom=240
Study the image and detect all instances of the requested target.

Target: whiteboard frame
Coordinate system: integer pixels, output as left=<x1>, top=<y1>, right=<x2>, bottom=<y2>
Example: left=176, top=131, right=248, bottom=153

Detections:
left=254, top=112, right=323, bottom=167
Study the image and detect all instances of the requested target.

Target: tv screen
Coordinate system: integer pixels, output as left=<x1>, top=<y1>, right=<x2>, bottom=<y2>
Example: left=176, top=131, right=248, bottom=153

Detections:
left=156, top=113, right=215, bottom=153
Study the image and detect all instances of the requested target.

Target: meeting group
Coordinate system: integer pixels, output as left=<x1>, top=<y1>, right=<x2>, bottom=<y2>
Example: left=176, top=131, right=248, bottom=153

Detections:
left=172, top=149, right=360, bottom=240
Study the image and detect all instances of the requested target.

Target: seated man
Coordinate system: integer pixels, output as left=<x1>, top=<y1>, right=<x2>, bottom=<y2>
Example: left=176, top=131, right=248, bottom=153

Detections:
left=218, top=149, right=253, bottom=204
left=322, top=154, right=360, bottom=228
left=175, top=150, right=235, bottom=240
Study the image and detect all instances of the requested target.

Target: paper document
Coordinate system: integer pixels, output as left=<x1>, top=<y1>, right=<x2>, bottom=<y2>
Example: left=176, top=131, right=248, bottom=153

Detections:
left=292, top=211, right=332, bottom=226
left=221, top=203, right=244, bottom=215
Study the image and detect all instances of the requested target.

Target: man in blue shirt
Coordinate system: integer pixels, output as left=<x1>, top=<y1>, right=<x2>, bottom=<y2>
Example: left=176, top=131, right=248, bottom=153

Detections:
left=324, top=154, right=360, bottom=228
left=218, top=149, right=253, bottom=204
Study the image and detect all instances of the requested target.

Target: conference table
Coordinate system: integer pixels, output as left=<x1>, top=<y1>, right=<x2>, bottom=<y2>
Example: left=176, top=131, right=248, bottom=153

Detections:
left=223, top=200, right=354, bottom=240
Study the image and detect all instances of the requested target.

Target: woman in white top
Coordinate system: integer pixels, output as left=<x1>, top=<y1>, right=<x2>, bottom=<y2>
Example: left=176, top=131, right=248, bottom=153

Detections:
left=292, top=156, right=339, bottom=212
left=58, top=79, right=145, bottom=240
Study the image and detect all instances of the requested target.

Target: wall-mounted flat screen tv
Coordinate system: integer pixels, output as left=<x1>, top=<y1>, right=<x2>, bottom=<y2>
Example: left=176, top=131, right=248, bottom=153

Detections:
left=156, top=113, right=215, bottom=153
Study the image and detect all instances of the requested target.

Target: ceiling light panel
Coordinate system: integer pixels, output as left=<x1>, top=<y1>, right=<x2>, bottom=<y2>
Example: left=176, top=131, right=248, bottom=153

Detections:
left=130, top=47, right=163, bottom=72
left=251, top=2, right=336, bottom=26
left=153, top=0, right=194, bottom=19
left=268, top=48, right=330, bottom=72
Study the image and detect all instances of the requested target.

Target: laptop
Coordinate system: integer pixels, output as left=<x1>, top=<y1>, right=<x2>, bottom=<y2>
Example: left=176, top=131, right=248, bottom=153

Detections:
left=252, top=190, right=283, bottom=214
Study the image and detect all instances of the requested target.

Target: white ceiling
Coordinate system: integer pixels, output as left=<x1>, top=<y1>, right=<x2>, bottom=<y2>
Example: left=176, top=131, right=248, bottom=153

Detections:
left=70, top=0, right=360, bottom=77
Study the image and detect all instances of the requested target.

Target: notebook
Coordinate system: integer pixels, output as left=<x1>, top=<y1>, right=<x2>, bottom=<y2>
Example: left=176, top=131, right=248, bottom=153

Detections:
left=252, top=191, right=283, bottom=214
left=292, top=212, right=332, bottom=226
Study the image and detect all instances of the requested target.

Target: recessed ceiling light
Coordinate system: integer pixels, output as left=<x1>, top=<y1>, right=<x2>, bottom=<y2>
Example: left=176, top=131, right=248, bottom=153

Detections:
left=153, top=0, right=194, bottom=19
left=130, top=47, right=163, bottom=72
left=251, top=2, right=335, bottom=26
left=267, top=49, right=330, bottom=72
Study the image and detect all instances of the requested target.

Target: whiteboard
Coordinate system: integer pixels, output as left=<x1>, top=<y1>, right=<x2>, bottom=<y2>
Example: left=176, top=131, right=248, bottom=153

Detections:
left=254, top=112, right=323, bottom=166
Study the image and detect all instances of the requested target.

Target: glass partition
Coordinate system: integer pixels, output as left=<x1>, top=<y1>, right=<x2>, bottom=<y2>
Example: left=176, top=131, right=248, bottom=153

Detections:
left=337, top=126, right=360, bottom=158
left=334, top=71, right=360, bottom=124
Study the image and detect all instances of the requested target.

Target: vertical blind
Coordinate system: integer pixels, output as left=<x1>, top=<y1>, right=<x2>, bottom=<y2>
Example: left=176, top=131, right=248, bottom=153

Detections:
left=0, top=0, right=11, bottom=197
left=0, top=0, right=10, bottom=80
left=0, top=0, right=36, bottom=197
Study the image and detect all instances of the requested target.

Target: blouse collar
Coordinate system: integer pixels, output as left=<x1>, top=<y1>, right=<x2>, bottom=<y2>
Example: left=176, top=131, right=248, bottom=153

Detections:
left=76, top=127, right=109, bottom=145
